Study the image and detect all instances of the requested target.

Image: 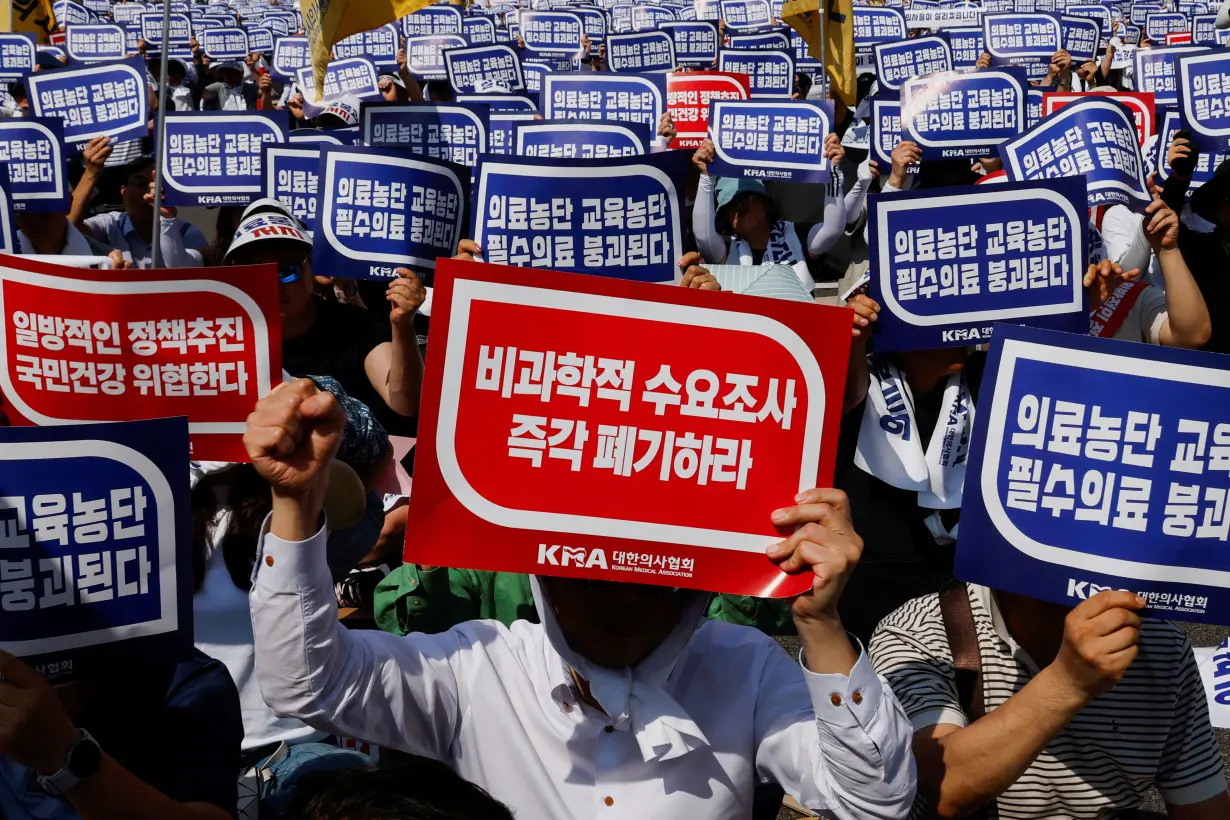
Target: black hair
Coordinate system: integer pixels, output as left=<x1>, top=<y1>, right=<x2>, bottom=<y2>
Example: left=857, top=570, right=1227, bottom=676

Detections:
left=121, top=157, right=156, bottom=187
left=166, top=60, right=187, bottom=78
left=425, top=79, right=456, bottom=103
left=190, top=464, right=271, bottom=593
left=915, top=158, right=979, bottom=191
left=284, top=758, right=515, bottom=820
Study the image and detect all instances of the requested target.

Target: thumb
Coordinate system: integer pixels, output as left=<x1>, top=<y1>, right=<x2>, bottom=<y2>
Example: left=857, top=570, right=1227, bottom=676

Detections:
left=299, top=390, right=341, bottom=424
left=0, top=650, right=40, bottom=687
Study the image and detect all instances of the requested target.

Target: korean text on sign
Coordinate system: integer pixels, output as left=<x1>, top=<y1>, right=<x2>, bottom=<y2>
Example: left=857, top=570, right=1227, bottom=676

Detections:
left=263, top=144, right=320, bottom=231
left=1177, top=51, right=1230, bottom=151
left=707, top=100, right=833, bottom=184
left=162, top=112, right=289, bottom=207
left=362, top=102, right=489, bottom=170
left=24, top=57, right=149, bottom=145
left=873, top=36, right=953, bottom=92
left=901, top=69, right=1027, bottom=160
left=543, top=74, right=667, bottom=133
left=0, top=118, right=68, bottom=213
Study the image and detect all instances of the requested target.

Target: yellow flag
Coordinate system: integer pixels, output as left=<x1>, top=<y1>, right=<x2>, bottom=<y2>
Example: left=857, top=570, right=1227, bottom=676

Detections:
left=3, top=0, right=57, bottom=44
left=782, top=0, right=855, bottom=106
left=302, top=0, right=441, bottom=97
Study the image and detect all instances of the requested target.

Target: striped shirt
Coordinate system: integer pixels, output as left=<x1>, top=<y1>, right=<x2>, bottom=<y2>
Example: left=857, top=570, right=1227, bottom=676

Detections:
left=869, top=584, right=1226, bottom=819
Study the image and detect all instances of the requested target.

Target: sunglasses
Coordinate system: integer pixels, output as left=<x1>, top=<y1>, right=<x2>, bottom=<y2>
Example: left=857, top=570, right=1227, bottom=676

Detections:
left=278, top=262, right=305, bottom=284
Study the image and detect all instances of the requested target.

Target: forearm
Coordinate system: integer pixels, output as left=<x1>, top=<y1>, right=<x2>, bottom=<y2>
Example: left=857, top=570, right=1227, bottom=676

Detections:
left=844, top=348, right=870, bottom=414
left=386, top=327, right=424, bottom=416
left=1158, top=247, right=1212, bottom=348
left=69, top=170, right=100, bottom=228
left=843, top=170, right=871, bottom=229
left=67, top=755, right=228, bottom=820
left=157, top=220, right=204, bottom=269
left=806, top=195, right=847, bottom=258
left=400, top=67, right=425, bottom=102
left=919, top=665, right=1086, bottom=817
left=797, top=614, right=859, bottom=675
left=693, top=173, right=728, bottom=264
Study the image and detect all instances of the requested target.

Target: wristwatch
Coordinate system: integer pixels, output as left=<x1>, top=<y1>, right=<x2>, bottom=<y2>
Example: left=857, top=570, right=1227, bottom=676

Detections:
left=37, top=729, right=102, bottom=796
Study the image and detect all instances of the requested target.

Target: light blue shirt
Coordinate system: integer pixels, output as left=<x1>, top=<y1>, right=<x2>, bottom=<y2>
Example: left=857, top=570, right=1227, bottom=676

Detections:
left=82, top=212, right=207, bottom=269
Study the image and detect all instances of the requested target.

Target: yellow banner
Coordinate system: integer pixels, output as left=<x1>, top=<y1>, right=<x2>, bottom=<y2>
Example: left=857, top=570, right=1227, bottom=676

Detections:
left=302, top=0, right=438, bottom=97
left=782, top=0, right=855, bottom=106
left=5, top=0, right=56, bottom=43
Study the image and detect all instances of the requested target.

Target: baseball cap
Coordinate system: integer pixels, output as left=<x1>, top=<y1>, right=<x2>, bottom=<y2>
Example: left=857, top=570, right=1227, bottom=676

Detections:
left=224, top=213, right=313, bottom=279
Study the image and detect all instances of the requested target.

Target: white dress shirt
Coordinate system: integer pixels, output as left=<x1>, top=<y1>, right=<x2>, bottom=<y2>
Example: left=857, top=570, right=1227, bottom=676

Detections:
left=249, top=525, right=917, bottom=820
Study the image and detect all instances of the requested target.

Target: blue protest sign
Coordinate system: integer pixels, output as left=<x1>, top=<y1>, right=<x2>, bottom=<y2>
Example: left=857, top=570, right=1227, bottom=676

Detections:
left=489, top=112, right=537, bottom=155
left=871, top=94, right=919, bottom=176
left=0, top=118, right=68, bottom=214
left=873, top=36, right=953, bottom=92
left=463, top=16, right=497, bottom=45
left=64, top=24, right=125, bottom=63
left=1066, top=4, right=1114, bottom=31
left=1155, top=109, right=1230, bottom=199
left=607, top=31, right=676, bottom=72
left=162, top=111, right=288, bottom=207
left=695, top=0, right=723, bottom=20
left=1193, top=14, right=1220, bottom=45
left=1177, top=51, right=1230, bottom=151
left=248, top=27, right=275, bottom=54
left=718, top=49, right=794, bottom=97
left=0, top=418, right=192, bottom=672
left=983, top=12, right=1063, bottom=64
left=82, top=0, right=110, bottom=14
left=521, top=61, right=553, bottom=94
left=1130, top=2, right=1162, bottom=25
left=471, top=150, right=688, bottom=282
left=720, top=0, right=772, bottom=29
left=333, top=24, right=400, bottom=68
left=0, top=33, right=36, bottom=81
left=1026, top=85, right=1050, bottom=128
left=1062, top=15, right=1102, bottom=62
left=957, top=324, right=1230, bottom=626
left=289, top=127, right=362, bottom=146
left=460, top=93, right=537, bottom=113
left=362, top=101, right=490, bottom=170
left=140, top=13, right=191, bottom=46
left=515, top=118, right=651, bottom=158
left=945, top=26, right=984, bottom=68
left=199, top=27, right=249, bottom=61
left=1133, top=44, right=1209, bottom=108
left=111, top=3, right=143, bottom=24
left=53, top=1, right=93, bottom=26
left=572, top=6, right=606, bottom=43
left=313, top=145, right=467, bottom=282
left=263, top=143, right=320, bottom=230
left=610, top=3, right=634, bottom=33
left=855, top=7, right=908, bottom=49
left=520, top=11, right=585, bottom=56
left=868, top=177, right=1088, bottom=351
left=728, top=30, right=791, bottom=50
left=401, top=5, right=464, bottom=36
left=659, top=20, right=718, bottom=65
left=543, top=72, right=667, bottom=132
left=192, top=16, right=225, bottom=34
left=902, top=68, right=1028, bottom=160
left=1145, top=12, right=1189, bottom=41
left=707, top=99, right=832, bottom=183
left=1001, top=97, right=1149, bottom=210
left=631, top=4, right=676, bottom=31
left=272, top=37, right=311, bottom=79
left=405, top=34, right=467, bottom=80
left=24, top=56, right=148, bottom=146
left=296, top=58, right=381, bottom=113
left=445, top=44, right=525, bottom=93
left=0, top=167, right=17, bottom=254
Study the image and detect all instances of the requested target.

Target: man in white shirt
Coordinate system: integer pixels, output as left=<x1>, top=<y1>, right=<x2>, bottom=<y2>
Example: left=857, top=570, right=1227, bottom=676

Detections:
left=243, top=380, right=918, bottom=820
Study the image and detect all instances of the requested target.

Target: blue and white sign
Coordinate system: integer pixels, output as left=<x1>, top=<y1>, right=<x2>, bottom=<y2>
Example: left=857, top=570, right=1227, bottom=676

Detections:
left=1155, top=109, right=1230, bottom=199
left=869, top=177, right=1088, bottom=350
left=1177, top=51, right=1230, bottom=151
left=82, top=0, right=109, bottom=14
left=0, top=419, right=191, bottom=670
left=332, top=24, right=399, bottom=68
left=514, top=119, right=651, bottom=158
left=263, top=143, right=320, bottom=231
left=445, top=44, right=525, bottom=93
left=112, top=3, right=143, bottom=24
left=64, top=24, right=126, bottom=63
left=727, top=30, right=791, bottom=50
left=521, top=10, right=585, bottom=56
left=1130, top=2, right=1163, bottom=26
left=460, top=93, right=537, bottom=113
left=520, top=60, right=557, bottom=95
left=248, top=27, right=275, bottom=54
left=1133, top=44, right=1209, bottom=108
left=573, top=7, right=607, bottom=43
left=405, top=34, right=467, bottom=80
left=272, top=36, right=310, bottom=80
left=0, top=33, right=36, bottom=81
left=957, top=324, right=1230, bottom=626
left=1145, top=12, right=1189, bottom=41
left=1066, top=4, right=1114, bottom=32
left=401, top=5, right=464, bottom=36
left=363, top=102, right=490, bottom=170
left=24, top=57, right=149, bottom=145
left=695, top=0, right=722, bottom=21
left=1193, top=14, right=1220, bottom=45
left=198, top=27, right=249, bottom=61
left=902, top=68, right=1028, bottom=159
left=472, top=150, right=688, bottom=282
left=1000, top=97, right=1150, bottom=210
left=296, top=58, right=381, bottom=112
left=659, top=20, right=718, bottom=65
left=871, top=95, right=919, bottom=177
left=0, top=118, right=68, bottom=213
left=607, top=31, right=676, bottom=72
left=288, top=128, right=362, bottom=146
left=718, top=49, right=794, bottom=97
left=314, top=145, right=467, bottom=282
left=162, top=111, right=288, bottom=207
left=855, top=7, right=908, bottom=48
left=945, top=26, right=985, bottom=68
left=610, top=3, right=634, bottom=34
left=707, top=99, right=832, bottom=183
left=1027, top=85, right=1050, bottom=128
left=463, top=16, right=497, bottom=45
left=53, top=0, right=93, bottom=26
left=874, top=36, right=953, bottom=92
left=720, top=0, right=772, bottom=29
left=139, top=13, right=191, bottom=46
left=543, top=72, right=666, bottom=132
left=983, top=12, right=1063, bottom=63
left=631, top=4, right=676, bottom=31
left=1062, top=15, right=1102, bottom=62
left=489, top=112, right=537, bottom=155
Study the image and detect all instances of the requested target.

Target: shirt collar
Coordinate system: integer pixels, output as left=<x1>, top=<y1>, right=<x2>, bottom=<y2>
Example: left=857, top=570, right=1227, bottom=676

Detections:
left=120, top=212, right=140, bottom=240
left=973, top=584, right=1043, bottom=673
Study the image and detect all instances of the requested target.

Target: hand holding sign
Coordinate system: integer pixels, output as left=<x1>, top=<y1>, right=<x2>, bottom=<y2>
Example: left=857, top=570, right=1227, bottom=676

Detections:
left=767, top=488, right=864, bottom=621
left=0, top=650, right=81, bottom=773
left=1050, top=591, right=1145, bottom=700
left=387, top=269, right=426, bottom=335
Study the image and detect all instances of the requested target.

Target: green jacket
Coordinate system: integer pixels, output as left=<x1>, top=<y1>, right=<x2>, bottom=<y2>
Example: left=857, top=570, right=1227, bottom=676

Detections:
left=373, top=566, right=796, bottom=636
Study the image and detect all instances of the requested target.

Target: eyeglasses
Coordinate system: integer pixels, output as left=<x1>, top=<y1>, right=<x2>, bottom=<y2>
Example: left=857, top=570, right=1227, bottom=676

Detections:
left=278, top=262, right=305, bottom=284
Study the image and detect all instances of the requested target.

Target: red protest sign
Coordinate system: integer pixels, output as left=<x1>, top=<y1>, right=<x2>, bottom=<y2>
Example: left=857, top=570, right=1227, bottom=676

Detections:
left=0, top=254, right=281, bottom=461
left=1042, top=91, right=1156, bottom=146
left=1165, top=32, right=1192, bottom=44
left=405, top=259, right=852, bottom=597
left=667, top=71, right=752, bottom=149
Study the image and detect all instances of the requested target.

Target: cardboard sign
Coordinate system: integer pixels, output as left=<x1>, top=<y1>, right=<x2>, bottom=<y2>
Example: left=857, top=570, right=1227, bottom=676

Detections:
left=871, top=94, right=919, bottom=177
left=1042, top=92, right=1155, bottom=146
left=362, top=102, right=490, bottom=170
left=901, top=68, right=1028, bottom=160
left=1154, top=109, right=1230, bottom=200
left=0, top=255, right=281, bottom=461
left=288, top=127, right=361, bottom=146
left=1000, top=97, right=1151, bottom=210
left=1062, top=14, right=1102, bottom=62
left=471, top=151, right=688, bottom=282
left=945, top=26, right=985, bottom=68
left=958, top=324, right=1230, bottom=626
left=53, top=0, right=93, bottom=26
left=0, top=418, right=192, bottom=679
left=272, top=35, right=311, bottom=80
left=607, top=31, right=677, bottom=72
left=666, top=71, right=750, bottom=149
left=248, top=27, right=275, bottom=54
left=312, top=145, right=468, bottom=283
left=543, top=72, right=667, bottom=133
left=1066, top=4, right=1113, bottom=33
left=874, top=36, right=953, bottom=92
left=404, top=34, right=468, bottom=81
left=514, top=119, right=651, bottom=159
left=445, top=44, right=525, bottom=93
left=24, top=56, right=149, bottom=146
left=162, top=111, right=289, bottom=208
left=574, top=7, right=607, bottom=43
left=868, top=177, right=1088, bottom=350
left=718, top=49, right=794, bottom=97
left=197, top=27, right=249, bottom=61
left=64, top=24, right=126, bottom=63
left=728, top=30, right=791, bottom=50
left=0, top=118, right=69, bottom=214
left=1130, top=2, right=1163, bottom=26
left=1133, top=44, right=1210, bottom=108
left=404, top=258, right=851, bottom=597
left=708, top=99, right=833, bottom=183
left=332, top=23, right=400, bottom=68
left=400, top=5, right=464, bottom=36
left=658, top=20, right=719, bottom=66
left=262, top=143, right=321, bottom=231
left=520, top=11, right=585, bottom=57
left=1177, top=51, right=1230, bottom=151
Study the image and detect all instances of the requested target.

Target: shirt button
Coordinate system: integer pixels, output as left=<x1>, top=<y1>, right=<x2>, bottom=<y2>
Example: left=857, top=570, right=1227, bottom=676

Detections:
left=604, top=796, right=614, bottom=807
left=264, top=555, right=274, bottom=567
left=829, top=693, right=842, bottom=706
left=603, top=725, right=614, bottom=733
left=852, top=691, right=863, bottom=706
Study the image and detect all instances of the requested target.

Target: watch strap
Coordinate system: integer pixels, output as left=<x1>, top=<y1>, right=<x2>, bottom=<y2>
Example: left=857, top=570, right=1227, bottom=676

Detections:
left=37, top=729, right=100, bottom=796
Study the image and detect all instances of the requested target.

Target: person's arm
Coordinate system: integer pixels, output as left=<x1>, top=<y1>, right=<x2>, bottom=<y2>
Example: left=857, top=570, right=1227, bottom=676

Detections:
left=257, top=71, right=274, bottom=110
left=245, top=380, right=465, bottom=757
left=363, top=269, right=425, bottom=417
left=1162, top=130, right=1196, bottom=214
left=396, top=39, right=425, bottom=102
left=1157, top=634, right=1230, bottom=817
left=1097, top=31, right=1118, bottom=85
left=1100, top=205, right=1153, bottom=275
left=691, top=139, right=729, bottom=264
left=886, top=140, right=921, bottom=193
left=69, top=136, right=112, bottom=229
left=844, top=294, right=877, bottom=414
left=1144, top=197, right=1212, bottom=348
left=843, top=155, right=873, bottom=231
